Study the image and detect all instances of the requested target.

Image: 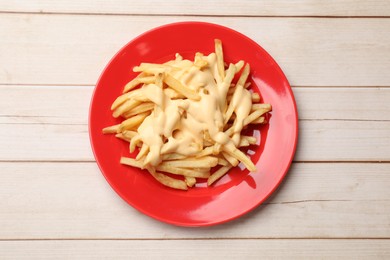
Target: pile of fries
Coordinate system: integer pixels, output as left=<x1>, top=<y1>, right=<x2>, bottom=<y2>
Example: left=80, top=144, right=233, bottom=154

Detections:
left=103, top=39, right=271, bottom=190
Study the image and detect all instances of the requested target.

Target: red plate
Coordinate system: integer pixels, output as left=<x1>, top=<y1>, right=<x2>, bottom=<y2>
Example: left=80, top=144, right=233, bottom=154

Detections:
left=89, top=22, right=298, bottom=226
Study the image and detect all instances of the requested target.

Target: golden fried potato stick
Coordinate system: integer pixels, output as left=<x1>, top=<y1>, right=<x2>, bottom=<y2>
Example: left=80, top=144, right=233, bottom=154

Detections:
left=222, top=151, right=239, bottom=167
left=163, top=88, right=186, bottom=99
left=157, top=164, right=210, bottom=178
left=164, top=73, right=201, bottom=101
left=133, top=63, right=170, bottom=74
left=123, top=73, right=155, bottom=93
left=120, top=157, right=144, bottom=169
left=215, top=39, right=225, bottom=81
left=251, top=103, right=272, bottom=111
left=147, top=167, right=188, bottom=190
left=136, top=144, right=149, bottom=160
left=234, top=60, right=245, bottom=72
left=102, top=124, right=120, bottom=134
left=185, top=176, right=197, bottom=187
left=123, top=102, right=154, bottom=118
left=195, top=146, right=214, bottom=158
left=113, top=99, right=142, bottom=118
left=129, top=135, right=142, bottom=153
left=243, top=109, right=267, bottom=126
left=162, top=153, right=187, bottom=160
left=118, top=112, right=149, bottom=133
left=217, top=157, right=230, bottom=166
left=222, top=143, right=256, bottom=172
left=251, top=93, right=261, bottom=102
left=194, top=52, right=208, bottom=68
left=208, top=166, right=232, bottom=186
left=223, top=64, right=250, bottom=124
left=251, top=116, right=266, bottom=124
left=161, top=156, right=219, bottom=168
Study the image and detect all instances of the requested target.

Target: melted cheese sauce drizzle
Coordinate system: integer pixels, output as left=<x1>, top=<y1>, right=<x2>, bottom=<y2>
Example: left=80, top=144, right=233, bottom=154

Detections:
left=137, top=53, right=252, bottom=166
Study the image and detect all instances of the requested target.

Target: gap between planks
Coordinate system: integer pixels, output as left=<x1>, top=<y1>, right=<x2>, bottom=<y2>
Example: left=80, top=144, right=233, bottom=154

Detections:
left=1, top=237, right=389, bottom=241
left=1, top=10, right=390, bottom=19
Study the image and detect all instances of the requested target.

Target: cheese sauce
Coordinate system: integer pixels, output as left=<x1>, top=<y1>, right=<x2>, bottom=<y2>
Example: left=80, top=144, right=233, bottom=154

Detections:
left=137, top=53, right=252, bottom=166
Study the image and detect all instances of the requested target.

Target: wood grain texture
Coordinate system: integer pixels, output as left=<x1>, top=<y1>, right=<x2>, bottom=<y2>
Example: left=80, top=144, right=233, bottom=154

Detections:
left=0, top=162, right=389, bottom=239
left=1, top=0, right=390, bottom=16
left=1, top=239, right=389, bottom=259
left=1, top=86, right=390, bottom=161
left=1, top=0, right=389, bottom=258
left=1, top=117, right=389, bottom=162
left=1, top=14, right=390, bottom=86
left=2, top=86, right=390, bottom=124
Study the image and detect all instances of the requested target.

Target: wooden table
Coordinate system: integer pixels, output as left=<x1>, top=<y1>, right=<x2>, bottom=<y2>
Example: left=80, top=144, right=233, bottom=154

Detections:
left=1, top=1, right=390, bottom=259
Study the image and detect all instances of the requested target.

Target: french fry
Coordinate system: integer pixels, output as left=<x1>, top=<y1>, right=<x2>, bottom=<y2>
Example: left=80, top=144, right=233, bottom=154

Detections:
left=123, top=73, right=155, bottom=93
left=164, top=73, right=201, bottom=101
left=161, top=156, right=219, bottom=168
left=236, top=63, right=250, bottom=88
left=223, top=65, right=250, bottom=125
left=129, top=134, right=142, bottom=153
left=244, top=82, right=251, bottom=89
left=120, top=157, right=144, bottom=169
left=136, top=144, right=149, bottom=160
left=194, top=52, right=208, bottom=68
left=234, top=60, right=244, bottom=72
left=223, top=143, right=256, bottom=172
left=111, top=92, right=131, bottom=110
left=133, top=63, right=170, bottom=74
left=115, top=133, right=129, bottom=142
left=157, top=164, right=210, bottom=178
left=102, top=124, right=120, bottom=134
left=213, top=143, right=222, bottom=155
left=222, top=152, right=239, bottom=167
left=163, top=88, right=186, bottom=99
left=123, top=102, right=154, bottom=118
left=239, top=138, right=250, bottom=147
left=115, top=130, right=138, bottom=142
left=147, top=167, right=188, bottom=190
left=217, top=157, right=230, bottom=166
left=219, top=64, right=236, bottom=110
left=251, top=103, right=272, bottom=112
left=215, top=39, right=225, bottom=81
left=242, top=135, right=257, bottom=145
left=195, top=146, right=214, bottom=158
left=208, top=166, right=232, bottom=186
left=118, top=112, right=149, bottom=132
left=251, top=116, right=266, bottom=124
left=243, top=109, right=267, bottom=126
left=251, top=92, right=261, bottom=102
left=162, top=153, right=187, bottom=160
left=185, top=176, right=197, bottom=187
left=122, top=130, right=137, bottom=139
left=113, top=99, right=142, bottom=118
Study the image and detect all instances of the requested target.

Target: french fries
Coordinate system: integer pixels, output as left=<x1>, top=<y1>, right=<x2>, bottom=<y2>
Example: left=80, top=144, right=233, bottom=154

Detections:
left=103, top=39, right=272, bottom=190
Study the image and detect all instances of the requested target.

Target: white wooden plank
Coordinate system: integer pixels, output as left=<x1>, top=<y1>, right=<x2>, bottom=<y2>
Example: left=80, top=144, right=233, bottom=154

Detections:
left=298, top=120, right=390, bottom=162
left=1, top=239, right=389, bottom=259
left=0, top=123, right=93, bottom=161
left=0, top=86, right=91, bottom=125
left=0, top=162, right=388, bottom=239
left=2, top=86, right=390, bottom=125
left=1, top=0, right=390, bottom=16
left=293, top=87, right=390, bottom=121
left=1, top=14, right=390, bottom=86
